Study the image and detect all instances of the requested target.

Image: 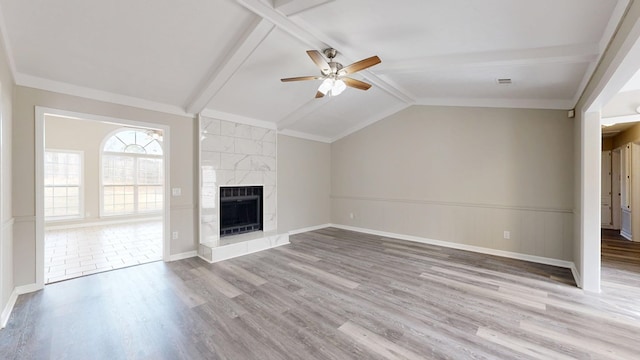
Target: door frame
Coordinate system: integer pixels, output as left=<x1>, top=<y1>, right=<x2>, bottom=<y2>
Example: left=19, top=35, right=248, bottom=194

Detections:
left=35, top=106, right=171, bottom=288
left=612, top=148, right=622, bottom=230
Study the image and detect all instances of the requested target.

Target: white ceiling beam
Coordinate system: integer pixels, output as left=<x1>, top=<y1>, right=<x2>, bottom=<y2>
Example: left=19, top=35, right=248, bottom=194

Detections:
left=377, top=43, right=601, bottom=75
left=235, top=0, right=326, bottom=50
left=236, top=0, right=415, bottom=104
left=185, top=18, right=275, bottom=114
left=273, top=0, right=335, bottom=16
left=276, top=96, right=332, bottom=130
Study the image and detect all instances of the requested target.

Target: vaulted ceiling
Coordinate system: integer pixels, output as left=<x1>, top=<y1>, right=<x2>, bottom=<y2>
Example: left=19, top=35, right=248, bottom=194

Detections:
left=0, top=0, right=628, bottom=142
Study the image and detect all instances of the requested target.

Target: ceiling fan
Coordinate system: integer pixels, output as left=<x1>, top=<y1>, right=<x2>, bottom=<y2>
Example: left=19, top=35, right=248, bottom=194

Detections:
left=281, top=48, right=381, bottom=98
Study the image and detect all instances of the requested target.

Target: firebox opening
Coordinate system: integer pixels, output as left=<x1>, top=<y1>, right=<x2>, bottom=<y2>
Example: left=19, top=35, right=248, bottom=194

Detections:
left=219, top=186, right=263, bottom=237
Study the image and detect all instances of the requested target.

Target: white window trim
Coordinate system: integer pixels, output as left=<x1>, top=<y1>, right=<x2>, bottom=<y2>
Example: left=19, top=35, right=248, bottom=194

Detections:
left=43, top=148, right=85, bottom=222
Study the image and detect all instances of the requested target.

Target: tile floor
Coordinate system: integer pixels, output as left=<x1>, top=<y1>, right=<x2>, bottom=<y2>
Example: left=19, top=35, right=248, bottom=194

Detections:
left=44, top=220, right=163, bottom=284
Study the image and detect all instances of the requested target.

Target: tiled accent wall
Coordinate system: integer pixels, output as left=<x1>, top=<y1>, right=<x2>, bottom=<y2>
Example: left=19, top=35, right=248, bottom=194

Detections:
left=199, top=116, right=277, bottom=246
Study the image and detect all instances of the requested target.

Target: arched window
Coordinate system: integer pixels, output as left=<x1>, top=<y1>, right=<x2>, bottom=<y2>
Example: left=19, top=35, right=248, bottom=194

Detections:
left=102, top=129, right=164, bottom=216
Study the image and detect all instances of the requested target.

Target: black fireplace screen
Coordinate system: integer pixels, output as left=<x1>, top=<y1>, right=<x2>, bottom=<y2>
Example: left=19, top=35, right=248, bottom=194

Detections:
left=219, top=186, right=263, bottom=236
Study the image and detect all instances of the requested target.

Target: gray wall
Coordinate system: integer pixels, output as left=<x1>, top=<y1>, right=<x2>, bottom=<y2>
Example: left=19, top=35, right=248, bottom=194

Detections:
left=0, top=29, right=14, bottom=325
left=331, top=105, right=575, bottom=261
left=12, top=86, right=198, bottom=287
left=277, top=134, right=331, bottom=232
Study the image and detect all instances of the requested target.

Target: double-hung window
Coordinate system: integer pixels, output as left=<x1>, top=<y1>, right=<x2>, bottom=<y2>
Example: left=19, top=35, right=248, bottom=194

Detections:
left=44, top=150, right=83, bottom=220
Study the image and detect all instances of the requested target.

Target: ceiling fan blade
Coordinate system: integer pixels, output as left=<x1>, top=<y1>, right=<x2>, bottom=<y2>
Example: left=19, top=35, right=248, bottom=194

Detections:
left=307, top=50, right=331, bottom=74
left=315, top=91, right=325, bottom=98
left=342, top=77, right=372, bottom=91
left=281, top=76, right=323, bottom=82
left=341, top=55, right=381, bottom=75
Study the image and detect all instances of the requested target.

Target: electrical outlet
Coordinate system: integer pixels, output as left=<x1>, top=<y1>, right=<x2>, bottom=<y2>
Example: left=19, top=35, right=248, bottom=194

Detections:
left=503, top=231, right=511, bottom=239
left=172, top=231, right=179, bottom=240
left=349, top=212, right=355, bottom=219
left=172, top=188, right=182, bottom=196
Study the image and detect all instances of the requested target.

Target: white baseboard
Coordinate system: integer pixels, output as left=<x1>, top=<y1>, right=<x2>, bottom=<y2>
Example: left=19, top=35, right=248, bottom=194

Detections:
left=570, top=263, right=582, bottom=288
left=329, top=223, right=576, bottom=270
left=1, top=289, right=18, bottom=329
left=0, top=283, right=42, bottom=329
left=289, top=223, right=331, bottom=235
left=168, top=251, right=198, bottom=262
left=15, top=283, right=43, bottom=295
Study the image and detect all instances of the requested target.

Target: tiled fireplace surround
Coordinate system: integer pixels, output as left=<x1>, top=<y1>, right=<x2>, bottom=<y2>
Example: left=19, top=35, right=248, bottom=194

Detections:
left=198, top=116, right=289, bottom=262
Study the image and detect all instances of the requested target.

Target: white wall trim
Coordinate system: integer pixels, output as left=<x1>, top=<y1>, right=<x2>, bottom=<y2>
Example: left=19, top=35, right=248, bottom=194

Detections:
left=18, top=74, right=192, bottom=118
left=416, top=97, right=574, bottom=110
left=35, top=107, right=173, bottom=290
left=0, top=288, right=17, bottom=329
left=0, top=282, right=42, bottom=329
left=15, top=283, right=41, bottom=294
left=168, top=251, right=198, bottom=262
left=45, top=216, right=162, bottom=231
left=278, top=129, right=331, bottom=143
left=200, top=109, right=277, bottom=130
left=600, top=113, right=640, bottom=126
left=571, top=262, right=583, bottom=289
left=331, top=195, right=573, bottom=214
left=1, top=218, right=14, bottom=228
left=13, top=215, right=35, bottom=224
left=288, top=223, right=331, bottom=235
left=329, top=223, right=576, bottom=271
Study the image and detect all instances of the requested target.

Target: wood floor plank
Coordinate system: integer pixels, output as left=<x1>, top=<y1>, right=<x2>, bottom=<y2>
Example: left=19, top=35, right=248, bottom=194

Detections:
left=287, top=261, right=360, bottom=289
left=338, top=321, right=424, bottom=360
left=3, top=227, right=640, bottom=359
left=476, top=327, right=575, bottom=360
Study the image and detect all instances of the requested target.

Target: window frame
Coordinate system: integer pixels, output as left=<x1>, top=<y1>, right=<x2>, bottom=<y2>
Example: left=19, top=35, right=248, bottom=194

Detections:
left=43, top=149, right=84, bottom=222
left=99, top=129, right=164, bottom=217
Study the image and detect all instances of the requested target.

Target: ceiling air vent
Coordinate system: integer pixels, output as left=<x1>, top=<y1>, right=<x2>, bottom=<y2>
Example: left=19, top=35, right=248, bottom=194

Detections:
left=496, top=78, right=512, bottom=85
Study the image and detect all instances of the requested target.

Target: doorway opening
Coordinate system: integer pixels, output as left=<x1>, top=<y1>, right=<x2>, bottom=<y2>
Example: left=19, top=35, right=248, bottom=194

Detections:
left=36, top=108, right=170, bottom=285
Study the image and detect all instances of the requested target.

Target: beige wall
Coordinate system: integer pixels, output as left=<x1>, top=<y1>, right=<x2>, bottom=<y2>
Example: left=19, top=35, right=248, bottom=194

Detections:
left=612, top=122, right=640, bottom=148
left=0, top=29, right=14, bottom=325
left=12, top=86, right=198, bottom=287
left=331, top=105, right=574, bottom=261
left=44, top=115, right=121, bottom=224
left=602, top=137, right=614, bottom=151
left=277, top=135, right=331, bottom=232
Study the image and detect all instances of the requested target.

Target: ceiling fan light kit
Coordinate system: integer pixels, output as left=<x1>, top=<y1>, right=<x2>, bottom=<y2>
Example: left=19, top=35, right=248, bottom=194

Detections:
left=281, top=48, right=381, bottom=99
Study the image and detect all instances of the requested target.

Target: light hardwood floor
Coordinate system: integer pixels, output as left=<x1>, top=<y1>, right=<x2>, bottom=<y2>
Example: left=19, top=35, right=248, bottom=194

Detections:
left=1, top=227, right=640, bottom=359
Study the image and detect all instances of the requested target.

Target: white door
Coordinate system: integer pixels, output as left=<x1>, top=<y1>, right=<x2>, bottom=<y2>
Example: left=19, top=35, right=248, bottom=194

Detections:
left=601, top=150, right=613, bottom=228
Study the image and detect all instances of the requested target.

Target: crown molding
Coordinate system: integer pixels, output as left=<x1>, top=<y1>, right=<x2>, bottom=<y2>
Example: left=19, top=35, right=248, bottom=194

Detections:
left=16, top=73, right=193, bottom=118
left=415, top=97, right=574, bottom=110
left=278, top=129, right=331, bottom=143
left=200, top=108, right=277, bottom=130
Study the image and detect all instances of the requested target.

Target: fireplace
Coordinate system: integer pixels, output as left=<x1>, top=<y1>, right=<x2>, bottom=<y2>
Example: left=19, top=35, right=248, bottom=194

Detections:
left=219, top=186, right=263, bottom=237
